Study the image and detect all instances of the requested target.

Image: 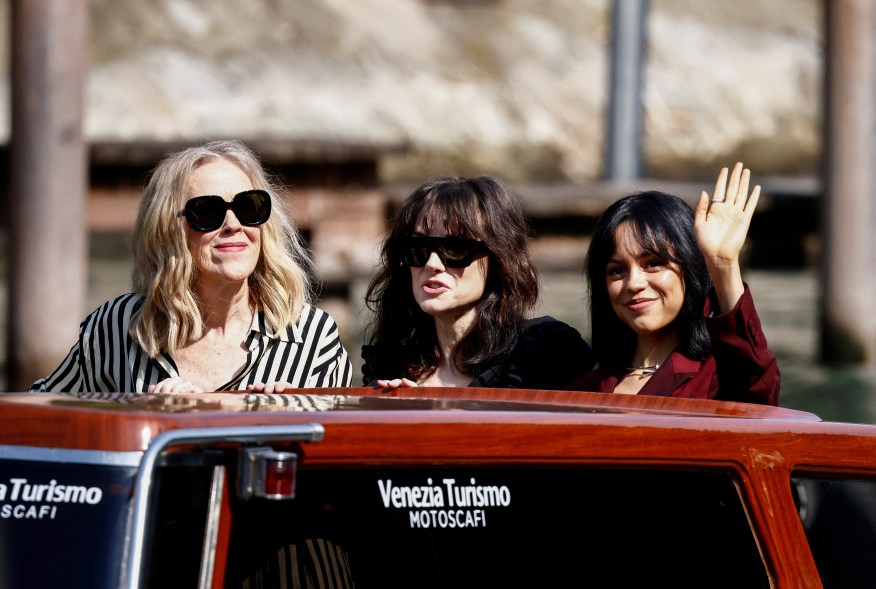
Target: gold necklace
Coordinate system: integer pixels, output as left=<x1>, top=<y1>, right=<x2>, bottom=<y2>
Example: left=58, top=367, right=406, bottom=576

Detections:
left=625, top=363, right=660, bottom=379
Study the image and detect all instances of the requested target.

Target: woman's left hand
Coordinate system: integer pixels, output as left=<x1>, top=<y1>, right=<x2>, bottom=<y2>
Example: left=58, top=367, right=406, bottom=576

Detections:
left=246, top=382, right=294, bottom=394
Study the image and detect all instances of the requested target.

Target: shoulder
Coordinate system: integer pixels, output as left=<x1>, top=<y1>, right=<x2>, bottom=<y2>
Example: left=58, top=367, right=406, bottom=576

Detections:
left=94, top=292, right=144, bottom=312
left=510, top=316, right=595, bottom=389
left=287, top=303, right=342, bottom=340
left=523, top=315, right=579, bottom=332
left=69, top=294, right=143, bottom=356
left=521, top=316, right=590, bottom=350
left=83, top=293, right=144, bottom=328
left=297, top=303, right=339, bottom=327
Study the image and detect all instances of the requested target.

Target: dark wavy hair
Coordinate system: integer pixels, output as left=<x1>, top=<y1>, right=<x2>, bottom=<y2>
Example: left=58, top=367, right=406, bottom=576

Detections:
left=364, top=176, right=539, bottom=382
left=586, top=190, right=711, bottom=367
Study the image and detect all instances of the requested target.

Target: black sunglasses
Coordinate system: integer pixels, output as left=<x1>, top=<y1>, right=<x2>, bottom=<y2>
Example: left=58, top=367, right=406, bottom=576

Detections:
left=177, top=189, right=271, bottom=232
left=398, top=236, right=491, bottom=268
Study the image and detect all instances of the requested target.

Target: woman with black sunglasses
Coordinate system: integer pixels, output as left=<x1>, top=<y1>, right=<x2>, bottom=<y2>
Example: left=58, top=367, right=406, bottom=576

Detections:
left=362, top=175, right=594, bottom=389
left=29, top=140, right=353, bottom=393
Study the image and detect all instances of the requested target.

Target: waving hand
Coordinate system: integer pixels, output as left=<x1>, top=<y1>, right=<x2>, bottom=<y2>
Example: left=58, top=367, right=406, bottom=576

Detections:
left=694, top=162, right=760, bottom=313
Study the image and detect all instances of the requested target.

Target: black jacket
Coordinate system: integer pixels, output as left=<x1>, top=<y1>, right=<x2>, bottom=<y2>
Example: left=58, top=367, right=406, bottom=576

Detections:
left=362, top=316, right=594, bottom=389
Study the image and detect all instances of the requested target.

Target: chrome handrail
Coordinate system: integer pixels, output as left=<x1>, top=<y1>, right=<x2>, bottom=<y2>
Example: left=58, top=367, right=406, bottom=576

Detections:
left=122, top=424, right=325, bottom=589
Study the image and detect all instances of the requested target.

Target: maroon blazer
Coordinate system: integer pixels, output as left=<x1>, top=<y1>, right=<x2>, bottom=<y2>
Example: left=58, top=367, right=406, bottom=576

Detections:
left=564, top=285, right=781, bottom=406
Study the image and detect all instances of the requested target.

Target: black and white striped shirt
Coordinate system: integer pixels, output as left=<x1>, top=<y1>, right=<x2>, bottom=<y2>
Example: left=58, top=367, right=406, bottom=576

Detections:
left=28, top=293, right=353, bottom=393
left=241, top=538, right=356, bottom=589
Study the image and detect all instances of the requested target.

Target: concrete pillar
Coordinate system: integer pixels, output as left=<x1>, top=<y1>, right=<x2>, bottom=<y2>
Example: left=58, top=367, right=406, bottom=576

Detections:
left=605, top=0, right=648, bottom=181
left=7, top=0, right=88, bottom=389
left=820, top=0, right=876, bottom=365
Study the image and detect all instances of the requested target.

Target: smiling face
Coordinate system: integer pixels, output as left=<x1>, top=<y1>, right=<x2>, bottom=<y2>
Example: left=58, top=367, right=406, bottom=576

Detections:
left=409, top=212, right=489, bottom=325
left=185, top=158, right=262, bottom=290
left=605, top=222, right=685, bottom=338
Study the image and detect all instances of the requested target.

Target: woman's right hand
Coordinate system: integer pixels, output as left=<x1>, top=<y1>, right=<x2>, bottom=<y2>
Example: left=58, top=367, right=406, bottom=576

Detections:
left=148, top=377, right=205, bottom=394
left=694, top=162, right=760, bottom=269
left=694, top=161, right=760, bottom=313
left=375, top=378, right=419, bottom=390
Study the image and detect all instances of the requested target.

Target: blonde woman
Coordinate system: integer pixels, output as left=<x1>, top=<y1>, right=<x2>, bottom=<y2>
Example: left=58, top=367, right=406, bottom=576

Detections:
left=30, top=140, right=352, bottom=393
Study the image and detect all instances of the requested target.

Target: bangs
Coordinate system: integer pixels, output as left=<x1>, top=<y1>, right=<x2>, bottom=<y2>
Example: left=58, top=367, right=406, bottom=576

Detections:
left=417, top=190, right=484, bottom=239
left=624, top=217, right=681, bottom=264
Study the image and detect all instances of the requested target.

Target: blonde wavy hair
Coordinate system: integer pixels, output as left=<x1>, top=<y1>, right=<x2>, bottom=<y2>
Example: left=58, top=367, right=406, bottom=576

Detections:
left=129, top=140, right=315, bottom=357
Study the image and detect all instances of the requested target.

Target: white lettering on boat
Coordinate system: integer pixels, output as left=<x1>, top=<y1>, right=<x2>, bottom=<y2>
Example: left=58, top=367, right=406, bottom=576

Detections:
left=378, top=477, right=510, bottom=528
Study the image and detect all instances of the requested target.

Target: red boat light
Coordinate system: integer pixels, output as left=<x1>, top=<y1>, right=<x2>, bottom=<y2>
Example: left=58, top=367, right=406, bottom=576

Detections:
left=263, top=455, right=296, bottom=497
left=238, top=447, right=298, bottom=500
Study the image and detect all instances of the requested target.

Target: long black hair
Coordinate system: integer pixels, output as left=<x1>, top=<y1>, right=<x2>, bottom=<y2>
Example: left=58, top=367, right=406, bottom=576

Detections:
left=363, top=176, right=539, bottom=383
left=586, top=190, right=711, bottom=367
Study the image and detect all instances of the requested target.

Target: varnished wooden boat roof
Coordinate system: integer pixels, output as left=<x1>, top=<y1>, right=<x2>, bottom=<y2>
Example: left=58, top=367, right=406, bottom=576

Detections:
left=0, top=387, right=844, bottom=456
left=0, top=387, right=818, bottom=418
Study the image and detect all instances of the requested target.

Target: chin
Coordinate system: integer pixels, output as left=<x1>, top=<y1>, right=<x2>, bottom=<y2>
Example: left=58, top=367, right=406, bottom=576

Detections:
left=417, top=304, right=443, bottom=317
left=625, top=319, right=658, bottom=335
left=205, top=267, right=257, bottom=284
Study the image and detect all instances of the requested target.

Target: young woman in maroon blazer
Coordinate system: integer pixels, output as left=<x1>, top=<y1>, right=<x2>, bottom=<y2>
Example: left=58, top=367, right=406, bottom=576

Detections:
left=565, top=162, right=780, bottom=405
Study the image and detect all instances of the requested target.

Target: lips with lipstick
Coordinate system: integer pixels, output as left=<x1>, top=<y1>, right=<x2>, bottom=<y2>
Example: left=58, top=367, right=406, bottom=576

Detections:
left=215, top=241, right=249, bottom=252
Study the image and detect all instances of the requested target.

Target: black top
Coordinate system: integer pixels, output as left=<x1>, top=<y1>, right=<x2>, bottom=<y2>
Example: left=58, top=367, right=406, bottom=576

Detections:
left=361, top=316, right=594, bottom=389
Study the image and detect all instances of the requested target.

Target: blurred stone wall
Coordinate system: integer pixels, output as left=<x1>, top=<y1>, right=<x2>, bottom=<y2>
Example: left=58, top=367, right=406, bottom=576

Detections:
left=0, top=0, right=822, bottom=185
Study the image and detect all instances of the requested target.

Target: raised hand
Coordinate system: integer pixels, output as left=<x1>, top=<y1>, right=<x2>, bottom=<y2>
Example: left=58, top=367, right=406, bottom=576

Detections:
left=695, top=162, right=760, bottom=265
left=694, top=162, right=760, bottom=312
